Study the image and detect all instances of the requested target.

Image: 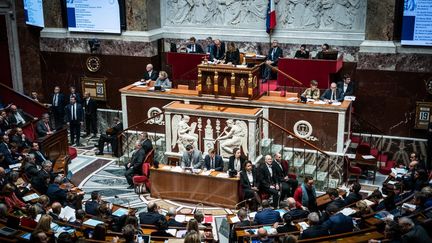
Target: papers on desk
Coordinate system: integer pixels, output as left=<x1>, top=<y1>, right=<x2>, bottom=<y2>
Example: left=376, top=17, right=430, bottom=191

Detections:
left=171, top=166, right=183, bottom=172
left=313, top=100, right=326, bottom=105
left=83, top=219, right=104, bottom=227
left=22, top=193, right=39, bottom=202
left=230, top=216, right=240, bottom=223
left=59, top=206, right=76, bottom=222
left=161, top=166, right=172, bottom=170
left=287, top=97, right=298, bottom=102
left=249, top=212, right=257, bottom=219
left=216, top=173, right=229, bottom=178
left=236, top=65, right=248, bottom=68
left=9, top=163, right=22, bottom=170
left=362, top=155, right=376, bottom=160
left=174, top=215, right=186, bottom=222
left=166, top=229, right=177, bottom=236
left=339, top=207, right=357, bottom=216
left=112, top=208, right=129, bottom=217
left=307, top=98, right=315, bottom=102
left=331, top=102, right=342, bottom=106
left=344, top=96, right=356, bottom=101
left=133, top=81, right=146, bottom=86
left=275, top=209, right=287, bottom=218
left=263, top=226, right=277, bottom=235
left=176, top=230, right=187, bottom=238
left=192, top=169, right=201, bottom=174
left=363, top=199, right=375, bottom=207
left=391, top=168, right=407, bottom=177
left=346, top=153, right=356, bottom=159
left=298, top=222, right=309, bottom=230
left=402, top=203, right=416, bottom=210
left=201, top=171, right=212, bottom=176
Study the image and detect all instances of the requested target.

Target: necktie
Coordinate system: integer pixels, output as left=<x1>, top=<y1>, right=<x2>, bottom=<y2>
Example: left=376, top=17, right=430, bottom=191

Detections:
left=331, top=90, right=335, bottom=100
left=86, top=99, right=89, bottom=106
left=211, top=158, right=214, bottom=169
left=72, top=104, right=75, bottom=120
left=53, top=94, right=58, bottom=106
left=37, top=151, right=45, bottom=161
left=192, top=45, right=195, bottom=52
left=272, top=48, right=276, bottom=60
left=45, top=122, right=51, bottom=132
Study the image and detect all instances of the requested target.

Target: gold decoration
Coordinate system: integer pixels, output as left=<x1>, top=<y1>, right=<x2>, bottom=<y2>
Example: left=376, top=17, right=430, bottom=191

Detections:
left=214, top=71, right=219, bottom=93
left=86, top=56, right=101, bottom=72
left=231, top=72, right=236, bottom=95
left=206, top=76, right=212, bottom=90
left=197, top=70, right=202, bottom=92
left=248, top=73, right=253, bottom=96
left=223, top=77, right=228, bottom=89
left=240, top=78, right=246, bottom=92
left=253, top=76, right=258, bottom=88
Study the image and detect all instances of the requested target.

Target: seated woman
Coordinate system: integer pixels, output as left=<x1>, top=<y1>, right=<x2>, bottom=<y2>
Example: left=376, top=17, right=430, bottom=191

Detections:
left=239, top=161, right=261, bottom=205
left=154, top=71, right=172, bottom=89
left=2, top=183, right=26, bottom=212
left=301, top=80, right=320, bottom=100
left=224, top=42, right=240, bottom=65
left=35, top=214, right=53, bottom=234
left=228, top=148, right=245, bottom=172
left=20, top=205, right=38, bottom=228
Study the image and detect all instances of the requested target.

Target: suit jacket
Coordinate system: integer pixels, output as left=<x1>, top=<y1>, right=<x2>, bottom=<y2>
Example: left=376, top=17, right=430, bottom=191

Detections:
left=69, top=92, right=82, bottom=103
left=320, top=88, right=344, bottom=102
left=130, top=148, right=146, bottom=174
left=344, top=192, right=362, bottom=205
left=276, top=223, right=298, bottom=233
left=272, top=160, right=287, bottom=182
left=8, top=110, right=29, bottom=127
left=107, top=122, right=123, bottom=136
left=401, top=225, right=432, bottom=243
left=299, top=225, right=329, bottom=239
left=51, top=93, right=66, bottom=108
left=210, top=43, right=225, bottom=61
left=31, top=169, right=51, bottom=194
left=46, top=183, right=67, bottom=204
left=187, top=43, right=204, bottom=54
left=322, top=213, right=353, bottom=235
left=181, top=150, right=203, bottom=169
left=141, top=139, right=153, bottom=155
left=228, top=156, right=245, bottom=171
left=36, top=120, right=54, bottom=137
left=0, top=142, right=15, bottom=167
left=225, top=49, right=240, bottom=65
left=294, top=50, right=309, bottom=59
left=142, top=70, right=159, bottom=81
left=254, top=208, right=281, bottom=225
left=267, top=47, right=283, bottom=65
left=11, top=134, right=31, bottom=148
left=85, top=200, right=100, bottom=215
left=139, top=211, right=165, bottom=225
left=337, top=81, right=355, bottom=96
left=64, top=103, right=84, bottom=122
left=204, top=154, right=223, bottom=171
left=167, top=218, right=184, bottom=227
left=30, top=149, right=47, bottom=165
left=24, top=162, right=39, bottom=179
left=239, top=169, right=259, bottom=190
left=257, top=163, right=278, bottom=190
left=286, top=208, right=309, bottom=220
left=83, top=98, right=97, bottom=117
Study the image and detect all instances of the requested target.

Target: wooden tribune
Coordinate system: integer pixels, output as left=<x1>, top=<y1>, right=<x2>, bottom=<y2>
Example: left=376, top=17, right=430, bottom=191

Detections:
left=150, top=166, right=239, bottom=208
left=197, top=64, right=261, bottom=100
left=36, top=128, right=70, bottom=174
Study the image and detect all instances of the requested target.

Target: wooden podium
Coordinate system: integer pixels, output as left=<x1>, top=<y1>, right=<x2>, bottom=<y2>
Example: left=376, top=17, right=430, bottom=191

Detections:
left=197, top=64, right=261, bottom=100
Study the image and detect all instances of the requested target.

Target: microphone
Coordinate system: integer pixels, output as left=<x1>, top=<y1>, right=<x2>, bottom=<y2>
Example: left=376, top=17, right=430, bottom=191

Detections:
left=234, top=198, right=253, bottom=209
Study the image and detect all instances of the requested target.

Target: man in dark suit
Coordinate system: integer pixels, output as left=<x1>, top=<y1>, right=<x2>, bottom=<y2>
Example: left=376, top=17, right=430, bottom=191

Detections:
left=230, top=208, right=254, bottom=241
left=124, top=141, right=146, bottom=189
left=210, top=39, right=225, bottom=62
left=285, top=197, right=309, bottom=220
left=272, top=153, right=292, bottom=200
left=325, top=188, right=346, bottom=213
left=254, top=200, right=281, bottom=225
left=51, top=86, right=66, bottom=129
left=83, top=92, right=98, bottom=138
left=0, top=135, right=17, bottom=168
left=180, top=144, right=203, bottom=169
left=141, top=64, right=158, bottom=83
left=263, top=40, right=283, bottom=83
left=7, top=105, right=30, bottom=127
left=299, top=212, right=329, bottom=239
left=344, top=182, right=362, bottom=205
left=96, top=117, right=123, bottom=156
left=36, top=113, right=54, bottom=138
left=315, top=43, right=330, bottom=59
left=187, top=37, right=204, bottom=54
left=166, top=207, right=184, bottom=227
left=11, top=127, right=31, bottom=149
left=31, top=160, right=55, bottom=194
left=257, top=155, right=280, bottom=207
left=139, top=132, right=153, bottom=155
left=275, top=213, right=298, bottom=233
left=399, top=217, right=432, bottom=243
left=29, top=142, right=48, bottom=166
left=322, top=204, right=353, bottom=235
left=204, top=148, right=223, bottom=171
left=139, top=202, right=165, bottom=226
left=65, top=96, right=84, bottom=146
left=69, top=86, right=82, bottom=104
left=320, top=82, right=344, bottom=102
left=46, top=175, right=68, bottom=205
left=294, top=44, right=310, bottom=59
left=337, top=74, right=355, bottom=97
left=85, top=191, right=101, bottom=215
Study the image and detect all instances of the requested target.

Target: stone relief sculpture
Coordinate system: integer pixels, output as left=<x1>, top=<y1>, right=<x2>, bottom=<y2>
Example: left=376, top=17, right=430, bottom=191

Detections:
left=215, top=119, right=248, bottom=157
left=165, top=0, right=366, bottom=31
left=171, top=115, right=198, bottom=152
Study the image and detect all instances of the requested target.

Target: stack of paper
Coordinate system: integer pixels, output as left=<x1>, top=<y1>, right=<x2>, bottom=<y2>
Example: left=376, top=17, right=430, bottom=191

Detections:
left=22, top=193, right=39, bottom=202
left=346, top=153, right=356, bottom=159
left=230, top=216, right=240, bottom=223
left=201, top=171, right=212, bottom=176
left=59, top=206, right=76, bottom=222
left=362, top=155, right=376, bottom=160
left=112, top=208, right=129, bottom=217
left=83, top=219, right=104, bottom=227
left=174, top=215, right=186, bottom=222
left=298, top=222, right=309, bottom=230
left=363, top=199, right=375, bottom=207
left=339, top=208, right=357, bottom=216
left=216, top=173, right=229, bottom=178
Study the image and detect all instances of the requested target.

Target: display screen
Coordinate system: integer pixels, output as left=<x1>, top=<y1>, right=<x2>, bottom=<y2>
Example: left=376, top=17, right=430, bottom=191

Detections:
left=66, top=0, right=121, bottom=34
left=401, top=0, right=432, bottom=46
left=23, top=0, right=45, bottom=27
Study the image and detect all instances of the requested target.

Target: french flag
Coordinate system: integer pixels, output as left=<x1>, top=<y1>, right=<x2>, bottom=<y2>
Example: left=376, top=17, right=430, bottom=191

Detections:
left=266, top=0, right=276, bottom=34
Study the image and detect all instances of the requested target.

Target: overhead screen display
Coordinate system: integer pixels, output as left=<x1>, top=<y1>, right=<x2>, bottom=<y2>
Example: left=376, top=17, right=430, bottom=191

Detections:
left=66, top=0, right=121, bottom=34
left=401, top=0, right=432, bottom=46
left=23, top=0, right=45, bottom=28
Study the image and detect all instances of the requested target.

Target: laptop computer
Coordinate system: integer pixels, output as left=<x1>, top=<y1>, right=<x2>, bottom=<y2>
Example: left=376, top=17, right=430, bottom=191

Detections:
left=0, top=226, right=18, bottom=236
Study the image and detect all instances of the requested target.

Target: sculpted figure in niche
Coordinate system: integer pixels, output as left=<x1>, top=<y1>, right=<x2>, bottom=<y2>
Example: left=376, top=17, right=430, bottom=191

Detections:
left=172, top=115, right=198, bottom=152
left=169, top=0, right=194, bottom=24
left=216, top=119, right=248, bottom=158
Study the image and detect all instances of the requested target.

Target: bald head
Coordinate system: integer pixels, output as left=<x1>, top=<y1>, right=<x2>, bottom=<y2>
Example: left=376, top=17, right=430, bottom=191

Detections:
left=146, top=64, right=153, bottom=72
left=147, top=202, right=157, bottom=212
left=287, top=197, right=296, bottom=209
left=258, top=228, right=267, bottom=238
left=265, top=155, right=272, bottom=165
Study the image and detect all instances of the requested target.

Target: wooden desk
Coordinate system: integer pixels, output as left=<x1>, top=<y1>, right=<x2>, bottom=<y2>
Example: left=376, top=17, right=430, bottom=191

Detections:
left=245, top=56, right=266, bottom=65
left=197, top=64, right=261, bottom=100
left=150, top=165, right=239, bottom=208
left=316, top=189, right=347, bottom=208
left=36, top=128, right=70, bottom=174
left=352, top=153, right=378, bottom=184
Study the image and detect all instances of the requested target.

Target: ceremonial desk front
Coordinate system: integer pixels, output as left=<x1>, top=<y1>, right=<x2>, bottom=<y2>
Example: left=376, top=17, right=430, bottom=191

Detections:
left=197, top=64, right=261, bottom=100
left=277, top=56, right=343, bottom=88
left=150, top=166, right=239, bottom=208
left=166, top=52, right=207, bottom=87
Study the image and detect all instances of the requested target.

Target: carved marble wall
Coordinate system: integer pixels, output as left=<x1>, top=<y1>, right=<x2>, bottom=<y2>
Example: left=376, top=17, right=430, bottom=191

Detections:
left=43, top=0, right=64, bottom=28
left=164, top=0, right=366, bottom=32
left=365, top=0, right=396, bottom=40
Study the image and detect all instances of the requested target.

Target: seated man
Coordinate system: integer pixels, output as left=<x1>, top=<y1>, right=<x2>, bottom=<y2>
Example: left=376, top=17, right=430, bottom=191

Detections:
left=141, top=64, right=158, bottom=83
left=181, top=144, right=203, bottom=169
left=11, top=128, right=31, bottom=149
left=46, top=175, right=68, bottom=205
left=301, top=80, right=320, bottom=100
left=299, top=212, right=329, bottom=239
left=31, top=160, right=55, bottom=194
left=29, top=142, right=48, bottom=166
left=344, top=182, right=362, bottom=205
left=85, top=191, right=101, bottom=215
left=254, top=200, right=281, bottom=225
left=325, top=188, right=346, bottom=212
left=294, top=44, right=310, bottom=59
left=204, top=148, right=223, bottom=171
left=337, top=74, right=355, bottom=97
left=7, top=105, right=30, bottom=127
left=257, top=155, right=280, bottom=208
left=124, top=141, right=146, bottom=189
left=139, top=202, right=165, bottom=225
left=187, top=37, right=204, bottom=54
left=230, top=208, right=254, bottom=241
left=166, top=207, right=184, bottom=227
left=273, top=153, right=298, bottom=199
left=96, top=117, right=123, bottom=156
left=273, top=213, right=297, bottom=233
left=320, top=82, right=344, bottom=102
left=399, top=216, right=431, bottom=243
left=285, top=197, right=309, bottom=220
left=322, top=204, right=354, bottom=235
left=210, top=39, right=225, bottom=62
left=315, top=43, right=330, bottom=59
left=36, top=113, right=54, bottom=137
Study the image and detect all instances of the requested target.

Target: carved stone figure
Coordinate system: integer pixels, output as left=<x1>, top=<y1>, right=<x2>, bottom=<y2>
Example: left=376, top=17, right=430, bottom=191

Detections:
left=216, top=119, right=248, bottom=157
left=172, top=115, right=198, bottom=152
